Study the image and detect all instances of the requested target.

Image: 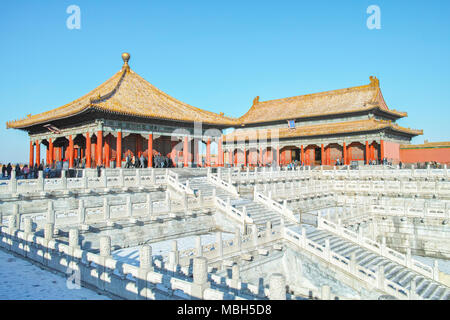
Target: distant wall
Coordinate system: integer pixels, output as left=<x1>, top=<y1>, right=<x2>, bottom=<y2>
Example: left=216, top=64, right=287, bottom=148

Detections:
left=400, top=147, right=450, bottom=164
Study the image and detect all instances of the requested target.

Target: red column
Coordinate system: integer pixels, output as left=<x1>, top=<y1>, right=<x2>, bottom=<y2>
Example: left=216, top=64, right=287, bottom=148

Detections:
left=325, top=146, right=332, bottom=166
left=68, top=136, right=74, bottom=168
left=365, top=141, right=369, bottom=164
left=105, top=135, right=110, bottom=168
left=321, top=144, right=325, bottom=165
left=35, top=140, right=41, bottom=167
left=147, top=133, right=152, bottom=168
left=97, top=131, right=103, bottom=166
left=243, top=148, right=247, bottom=166
left=276, top=146, right=280, bottom=167
left=229, top=150, right=233, bottom=166
left=48, top=139, right=53, bottom=166
left=183, top=136, right=189, bottom=167
left=57, top=147, right=62, bottom=162
left=343, top=142, right=347, bottom=165
left=206, top=138, right=211, bottom=167
left=86, top=132, right=91, bottom=168
left=380, top=140, right=385, bottom=162
left=218, top=138, right=223, bottom=167
left=301, top=145, right=304, bottom=164
left=29, top=141, right=34, bottom=167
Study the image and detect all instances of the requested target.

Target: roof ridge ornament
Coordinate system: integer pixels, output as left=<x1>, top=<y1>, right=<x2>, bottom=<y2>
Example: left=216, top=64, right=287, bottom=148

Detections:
left=369, top=76, right=379, bottom=87
left=252, top=96, right=260, bottom=106
left=121, top=52, right=131, bottom=72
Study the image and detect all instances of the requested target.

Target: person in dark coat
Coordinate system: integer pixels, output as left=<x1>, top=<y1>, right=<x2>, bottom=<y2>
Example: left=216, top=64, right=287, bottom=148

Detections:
left=6, top=163, right=12, bottom=178
left=15, top=164, right=21, bottom=178
left=1, top=165, right=6, bottom=178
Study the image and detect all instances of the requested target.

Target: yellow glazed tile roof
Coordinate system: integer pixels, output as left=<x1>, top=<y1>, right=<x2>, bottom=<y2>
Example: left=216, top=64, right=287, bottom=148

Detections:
left=224, top=118, right=422, bottom=142
left=5, top=54, right=408, bottom=130
left=6, top=59, right=237, bottom=129
left=238, top=76, right=406, bottom=125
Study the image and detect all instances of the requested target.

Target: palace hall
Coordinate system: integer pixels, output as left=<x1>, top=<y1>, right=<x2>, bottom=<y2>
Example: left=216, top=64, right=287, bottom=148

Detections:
left=6, top=53, right=423, bottom=168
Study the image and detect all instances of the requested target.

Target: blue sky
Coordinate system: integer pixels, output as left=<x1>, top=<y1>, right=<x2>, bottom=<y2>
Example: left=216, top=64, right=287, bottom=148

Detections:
left=1, top=0, right=449, bottom=163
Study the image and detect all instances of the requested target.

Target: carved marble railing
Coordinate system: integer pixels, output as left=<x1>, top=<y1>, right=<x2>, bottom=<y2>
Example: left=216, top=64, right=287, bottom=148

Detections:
left=0, top=225, right=254, bottom=300
left=0, top=168, right=165, bottom=195
left=253, top=190, right=299, bottom=225
left=166, top=170, right=195, bottom=196
left=282, top=226, right=411, bottom=299
left=1, top=193, right=207, bottom=229
left=213, top=196, right=254, bottom=226
left=316, top=216, right=444, bottom=286
left=207, top=172, right=239, bottom=196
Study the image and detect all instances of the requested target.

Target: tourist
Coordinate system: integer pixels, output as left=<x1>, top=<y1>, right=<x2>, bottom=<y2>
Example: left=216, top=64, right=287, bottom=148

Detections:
left=140, top=154, right=146, bottom=168
left=23, top=165, right=29, bottom=179
left=15, top=164, right=21, bottom=179
left=1, top=164, right=6, bottom=178
left=6, top=163, right=12, bottom=178
left=44, top=165, right=51, bottom=178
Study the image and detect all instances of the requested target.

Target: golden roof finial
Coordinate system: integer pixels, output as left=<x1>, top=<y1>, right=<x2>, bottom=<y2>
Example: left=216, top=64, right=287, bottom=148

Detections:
left=121, top=52, right=130, bottom=72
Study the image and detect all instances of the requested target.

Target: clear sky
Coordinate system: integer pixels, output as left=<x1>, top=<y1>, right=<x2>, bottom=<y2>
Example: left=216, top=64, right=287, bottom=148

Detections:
left=1, top=0, right=449, bottom=163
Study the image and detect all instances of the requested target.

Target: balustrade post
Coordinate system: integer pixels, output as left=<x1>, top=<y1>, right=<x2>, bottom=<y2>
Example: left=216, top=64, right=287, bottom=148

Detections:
left=78, top=199, right=85, bottom=224
left=166, top=191, right=171, bottom=212
left=47, top=201, right=55, bottom=224
left=139, top=245, right=153, bottom=271
left=234, top=228, right=241, bottom=251
left=126, top=195, right=132, bottom=217
left=103, top=197, right=110, bottom=221
left=119, top=168, right=124, bottom=187
left=192, top=257, right=210, bottom=299
left=69, top=228, right=80, bottom=248
left=377, top=265, right=385, bottom=290
left=269, top=273, right=286, bottom=300
left=216, top=232, right=223, bottom=258
left=146, top=194, right=153, bottom=217
left=266, top=221, right=272, bottom=241
left=9, top=170, right=17, bottom=194
left=251, top=224, right=258, bottom=247
left=406, top=247, right=412, bottom=268
left=231, top=264, right=240, bottom=289
left=82, top=169, right=88, bottom=189
left=321, top=285, right=331, bottom=300
left=23, top=217, right=32, bottom=236
left=196, top=235, right=203, bottom=257
left=410, top=278, right=417, bottom=300
left=433, top=260, right=440, bottom=281
left=242, top=206, right=247, bottom=224
left=183, top=192, right=188, bottom=212
left=136, top=169, right=141, bottom=187
left=38, top=170, right=44, bottom=192
left=44, top=223, right=54, bottom=240
left=198, top=190, right=204, bottom=207
left=99, top=236, right=111, bottom=257
left=101, top=168, right=107, bottom=188
left=151, top=168, right=155, bottom=184
left=61, top=170, right=67, bottom=190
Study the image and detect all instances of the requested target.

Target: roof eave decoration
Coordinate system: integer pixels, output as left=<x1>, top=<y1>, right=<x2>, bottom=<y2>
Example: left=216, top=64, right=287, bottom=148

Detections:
left=223, top=119, right=422, bottom=142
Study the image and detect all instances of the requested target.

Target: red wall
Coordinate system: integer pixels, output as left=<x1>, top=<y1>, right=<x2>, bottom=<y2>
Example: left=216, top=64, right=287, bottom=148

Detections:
left=384, top=141, right=400, bottom=163
left=400, top=147, right=450, bottom=164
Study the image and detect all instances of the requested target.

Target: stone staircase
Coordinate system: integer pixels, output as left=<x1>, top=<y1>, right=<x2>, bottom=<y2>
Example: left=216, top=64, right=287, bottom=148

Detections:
left=298, top=225, right=450, bottom=300
left=185, top=177, right=293, bottom=230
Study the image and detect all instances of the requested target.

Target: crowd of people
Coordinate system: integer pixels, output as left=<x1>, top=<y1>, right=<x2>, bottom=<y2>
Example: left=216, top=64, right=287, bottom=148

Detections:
left=1, top=154, right=446, bottom=180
